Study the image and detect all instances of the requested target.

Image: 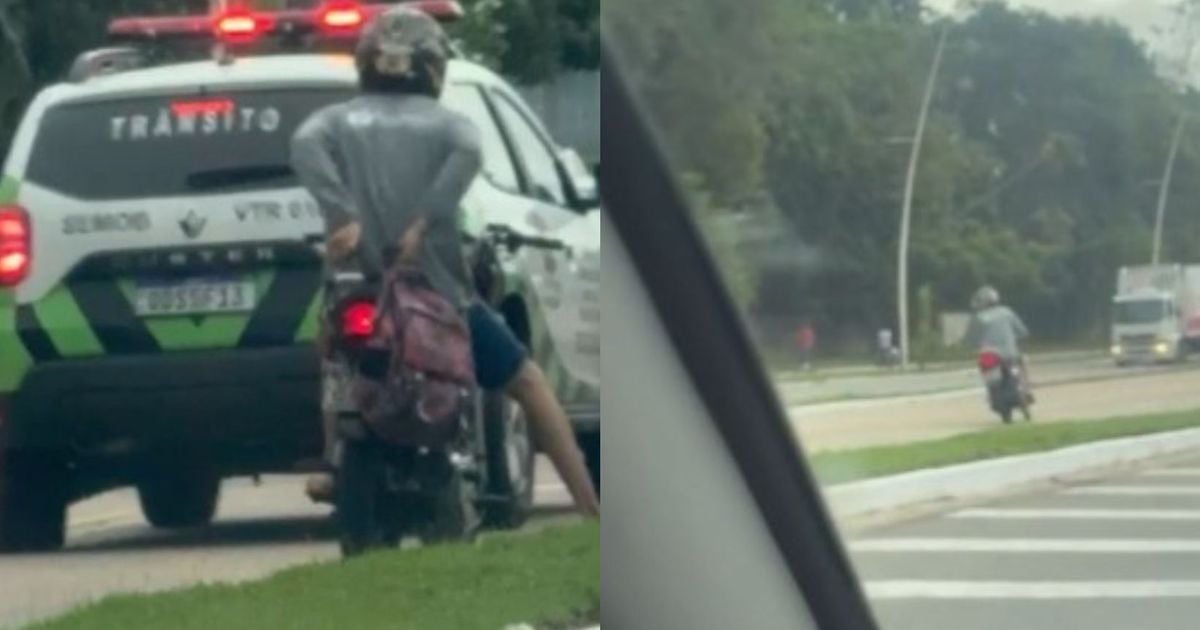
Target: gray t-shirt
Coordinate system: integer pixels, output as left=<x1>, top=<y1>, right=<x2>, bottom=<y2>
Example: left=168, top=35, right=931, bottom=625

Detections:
left=964, top=305, right=1029, bottom=360
left=290, top=93, right=482, bottom=305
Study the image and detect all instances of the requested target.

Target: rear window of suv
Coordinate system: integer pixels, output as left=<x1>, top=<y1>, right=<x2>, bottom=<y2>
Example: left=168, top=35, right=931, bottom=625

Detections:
left=25, top=87, right=356, bottom=200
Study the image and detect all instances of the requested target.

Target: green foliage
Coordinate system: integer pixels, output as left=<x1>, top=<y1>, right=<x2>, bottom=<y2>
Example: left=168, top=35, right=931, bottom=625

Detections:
left=609, top=0, right=1200, bottom=350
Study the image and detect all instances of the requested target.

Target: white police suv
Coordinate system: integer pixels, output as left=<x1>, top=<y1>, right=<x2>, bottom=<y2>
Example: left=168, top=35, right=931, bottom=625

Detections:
left=0, top=1, right=600, bottom=550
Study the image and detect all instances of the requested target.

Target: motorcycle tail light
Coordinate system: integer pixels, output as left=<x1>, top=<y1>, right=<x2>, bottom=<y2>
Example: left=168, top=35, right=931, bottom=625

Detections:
left=341, top=300, right=376, bottom=340
left=978, top=351, right=1002, bottom=371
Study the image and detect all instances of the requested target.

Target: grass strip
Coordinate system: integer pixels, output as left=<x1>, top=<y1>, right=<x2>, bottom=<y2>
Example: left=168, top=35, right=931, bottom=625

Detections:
left=27, top=522, right=599, bottom=630
left=811, top=409, right=1200, bottom=485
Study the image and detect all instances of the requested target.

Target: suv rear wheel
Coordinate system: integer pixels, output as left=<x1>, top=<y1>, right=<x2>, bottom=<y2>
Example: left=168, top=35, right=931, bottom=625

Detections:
left=137, top=462, right=221, bottom=529
left=578, top=431, right=600, bottom=497
left=0, top=450, right=69, bottom=553
left=481, top=393, right=535, bottom=529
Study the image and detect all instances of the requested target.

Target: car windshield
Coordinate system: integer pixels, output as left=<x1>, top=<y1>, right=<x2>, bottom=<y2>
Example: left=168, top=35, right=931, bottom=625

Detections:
left=1115, top=299, right=1168, bottom=324
left=25, top=89, right=354, bottom=199
left=608, top=0, right=1200, bottom=627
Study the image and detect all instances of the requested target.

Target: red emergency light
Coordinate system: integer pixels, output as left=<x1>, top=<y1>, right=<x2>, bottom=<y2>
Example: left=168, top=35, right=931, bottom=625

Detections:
left=108, top=1, right=463, bottom=45
left=170, top=98, right=235, bottom=116
left=318, top=1, right=367, bottom=33
left=214, top=6, right=275, bottom=44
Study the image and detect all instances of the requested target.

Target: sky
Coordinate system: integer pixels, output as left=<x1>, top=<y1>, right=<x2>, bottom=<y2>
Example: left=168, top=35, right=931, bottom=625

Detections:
left=925, top=0, right=1177, bottom=42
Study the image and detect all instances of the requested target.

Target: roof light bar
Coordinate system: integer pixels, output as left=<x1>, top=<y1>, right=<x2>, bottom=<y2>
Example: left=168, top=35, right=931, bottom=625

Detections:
left=108, top=1, right=463, bottom=43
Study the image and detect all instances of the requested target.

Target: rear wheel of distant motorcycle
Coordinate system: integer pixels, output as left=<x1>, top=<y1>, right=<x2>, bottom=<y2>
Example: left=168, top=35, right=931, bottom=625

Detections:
left=1000, top=407, right=1013, bottom=424
left=422, top=465, right=479, bottom=545
left=336, top=440, right=386, bottom=558
left=481, top=393, right=535, bottom=529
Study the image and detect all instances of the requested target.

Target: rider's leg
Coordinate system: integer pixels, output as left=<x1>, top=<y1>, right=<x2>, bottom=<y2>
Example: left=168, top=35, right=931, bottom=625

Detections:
left=306, top=321, right=339, bottom=502
left=469, top=303, right=599, bottom=518
left=505, top=361, right=600, bottom=518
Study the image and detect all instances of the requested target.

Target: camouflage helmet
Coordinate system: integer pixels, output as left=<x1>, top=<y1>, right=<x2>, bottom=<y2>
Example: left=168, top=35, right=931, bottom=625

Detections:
left=355, top=6, right=451, bottom=79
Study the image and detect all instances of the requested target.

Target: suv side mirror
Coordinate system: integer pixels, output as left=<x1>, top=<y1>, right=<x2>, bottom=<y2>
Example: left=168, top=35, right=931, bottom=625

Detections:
left=557, top=148, right=599, bottom=211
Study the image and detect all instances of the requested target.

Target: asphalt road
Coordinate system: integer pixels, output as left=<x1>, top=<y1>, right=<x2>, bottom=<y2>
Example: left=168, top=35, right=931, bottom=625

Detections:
left=4, top=356, right=1196, bottom=629
left=792, top=362, right=1200, bottom=451
left=0, top=457, right=574, bottom=630
left=851, top=457, right=1200, bottom=630
left=777, top=353, right=1145, bottom=406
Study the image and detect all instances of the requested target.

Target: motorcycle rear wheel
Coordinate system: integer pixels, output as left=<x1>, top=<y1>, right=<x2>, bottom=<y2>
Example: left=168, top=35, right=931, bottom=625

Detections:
left=336, top=440, right=392, bottom=558
left=421, top=465, right=480, bottom=546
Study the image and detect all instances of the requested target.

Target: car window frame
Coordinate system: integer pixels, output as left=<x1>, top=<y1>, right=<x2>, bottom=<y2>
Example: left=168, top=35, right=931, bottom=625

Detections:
left=444, top=80, right=526, bottom=196
left=600, top=42, right=881, bottom=630
left=485, top=86, right=573, bottom=209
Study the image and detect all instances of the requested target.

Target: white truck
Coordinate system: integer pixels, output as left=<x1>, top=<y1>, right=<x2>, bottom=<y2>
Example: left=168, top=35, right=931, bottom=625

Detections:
left=1111, top=264, right=1200, bottom=364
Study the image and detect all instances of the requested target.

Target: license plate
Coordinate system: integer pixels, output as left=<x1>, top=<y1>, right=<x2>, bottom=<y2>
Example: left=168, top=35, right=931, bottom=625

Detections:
left=982, top=368, right=1004, bottom=384
left=133, top=278, right=257, bottom=317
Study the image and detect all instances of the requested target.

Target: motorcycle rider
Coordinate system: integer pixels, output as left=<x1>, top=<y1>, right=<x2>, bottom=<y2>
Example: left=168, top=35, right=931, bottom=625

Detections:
left=964, top=285, right=1033, bottom=398
left=290, top=6, right=599, bottom=518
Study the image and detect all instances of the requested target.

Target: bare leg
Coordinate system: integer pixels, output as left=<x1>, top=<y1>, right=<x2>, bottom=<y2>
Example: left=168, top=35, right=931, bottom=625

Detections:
left=506, top=361, right=600, bottom=518
left=306, top=361, right=339, bottom=503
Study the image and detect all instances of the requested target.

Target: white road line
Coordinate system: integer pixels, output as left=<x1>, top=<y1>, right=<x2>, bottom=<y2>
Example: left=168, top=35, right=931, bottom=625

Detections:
left=1064, top=485, right=1200, bottom=496
left=865, top=580, right=1200, bottom=600
left=1141, top=469, right=1200, bottom=477
left=850, top=539, right=1200, bottom=553
left=950, top=508, right=1200, bottom=521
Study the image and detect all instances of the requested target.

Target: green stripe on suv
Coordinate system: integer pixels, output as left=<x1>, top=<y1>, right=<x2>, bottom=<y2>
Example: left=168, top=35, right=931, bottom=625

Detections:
left=0, top=292, right=32, bottom=392
left=31, top=286, right=103, bottom=356
left=0, top=176, right=18, bottom=204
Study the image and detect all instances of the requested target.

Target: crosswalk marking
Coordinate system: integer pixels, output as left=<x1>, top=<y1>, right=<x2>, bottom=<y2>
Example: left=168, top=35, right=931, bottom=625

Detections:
left=949, top=508, right=1200, bottom=521
left=865, top=580, right=1200, bottom=600
left=851, top=538, right=1200, bottom=553
left=1064, top=485, right=1200, bottom=496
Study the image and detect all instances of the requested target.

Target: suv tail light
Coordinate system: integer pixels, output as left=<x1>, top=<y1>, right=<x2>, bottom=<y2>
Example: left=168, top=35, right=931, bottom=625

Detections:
left=341, top=300, right=376, bottom=339
left=0, top=206, right=30, bottom=287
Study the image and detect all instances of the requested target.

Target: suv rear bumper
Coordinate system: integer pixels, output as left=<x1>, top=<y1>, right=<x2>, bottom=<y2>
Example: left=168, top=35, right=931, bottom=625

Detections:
left=5, top=347, right=322, bottom=471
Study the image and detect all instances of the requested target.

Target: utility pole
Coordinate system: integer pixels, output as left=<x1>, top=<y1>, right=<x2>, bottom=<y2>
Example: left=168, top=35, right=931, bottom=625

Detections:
left=1153, top=113, right=1187, bottom=265
left=1150, top=0, right=1200, bottom=264
left=897, top=23, right=949, bottom=368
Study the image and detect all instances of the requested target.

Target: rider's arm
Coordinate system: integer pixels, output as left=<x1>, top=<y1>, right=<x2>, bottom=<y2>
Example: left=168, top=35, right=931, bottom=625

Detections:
left=1009, top=308, right=1030, bottom=340
left=416, top=114, right=483, bottom=226
left=291, top=107, right=359, bottom=235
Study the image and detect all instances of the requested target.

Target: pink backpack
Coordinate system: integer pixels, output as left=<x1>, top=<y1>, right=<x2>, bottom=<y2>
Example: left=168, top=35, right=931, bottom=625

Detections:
left=351, top=270, right=475, bottom=447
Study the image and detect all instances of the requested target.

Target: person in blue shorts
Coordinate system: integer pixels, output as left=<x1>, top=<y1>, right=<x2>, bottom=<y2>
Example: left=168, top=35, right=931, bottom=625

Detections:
left=291, top=6, right=598, bottom=517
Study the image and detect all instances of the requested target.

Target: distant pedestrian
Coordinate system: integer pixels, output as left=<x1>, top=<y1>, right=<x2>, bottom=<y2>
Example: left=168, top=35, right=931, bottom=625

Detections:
left=796, top=322, right=816, bottom=370
left=877, top=327, right=899, bottom=367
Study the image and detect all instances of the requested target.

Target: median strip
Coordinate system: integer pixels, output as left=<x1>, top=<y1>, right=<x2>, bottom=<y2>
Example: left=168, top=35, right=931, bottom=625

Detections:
left=810, top=409, right=1200, bottom=485
left=816, top=409, right=1200, bottom=524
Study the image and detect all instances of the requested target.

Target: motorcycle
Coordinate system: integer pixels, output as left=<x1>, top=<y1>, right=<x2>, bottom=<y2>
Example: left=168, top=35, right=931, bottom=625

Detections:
left=322, top=225, right=562, bottom=557
left=977, top=349, right=1032, bottom=424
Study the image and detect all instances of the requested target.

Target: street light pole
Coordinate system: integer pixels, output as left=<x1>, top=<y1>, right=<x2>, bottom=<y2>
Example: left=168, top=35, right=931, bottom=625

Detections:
left=1152, top=113, right=1187, bottom=265
left=898, top=23, right=949, bottom=368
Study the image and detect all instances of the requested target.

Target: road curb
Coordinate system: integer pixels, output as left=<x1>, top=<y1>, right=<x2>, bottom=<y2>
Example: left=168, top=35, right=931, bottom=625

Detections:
left=824, top=427, right=1200, bottom=521
left=787, top=362, right=1197, bottom=411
